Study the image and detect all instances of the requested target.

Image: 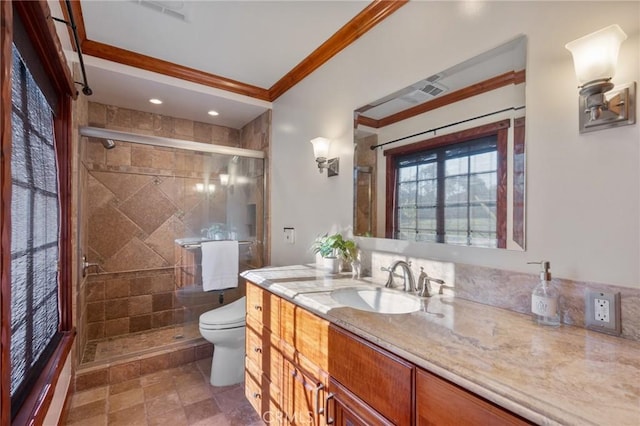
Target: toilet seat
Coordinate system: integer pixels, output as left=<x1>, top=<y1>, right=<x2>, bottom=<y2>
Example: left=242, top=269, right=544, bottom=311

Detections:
left=199, top=296, right=246, bottom=330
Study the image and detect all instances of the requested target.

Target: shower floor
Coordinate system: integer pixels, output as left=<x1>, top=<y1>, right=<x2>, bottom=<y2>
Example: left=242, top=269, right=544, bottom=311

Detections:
left=81, top=322, right=203, bottom=365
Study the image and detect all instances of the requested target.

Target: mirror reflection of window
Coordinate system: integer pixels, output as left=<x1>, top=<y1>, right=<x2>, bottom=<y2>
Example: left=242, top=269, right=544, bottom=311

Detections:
left=354, top=35, right=526, bottom=251
left=386, top=121, right=508, bottom=248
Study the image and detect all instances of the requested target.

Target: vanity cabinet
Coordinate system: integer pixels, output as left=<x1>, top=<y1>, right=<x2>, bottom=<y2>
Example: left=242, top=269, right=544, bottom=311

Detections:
left=328, top=325, right=413, bottom=425
left=245, top=282, right=330, bottom=425
left=245, top=282, right=284, bottom=424
left=416, top=369, right=531, bottom=426
left=246, top=281, right=532, bottom=426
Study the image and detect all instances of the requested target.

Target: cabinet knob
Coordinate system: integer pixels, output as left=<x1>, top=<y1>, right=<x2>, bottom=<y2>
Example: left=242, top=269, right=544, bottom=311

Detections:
left=254, top=304, right=262, bottom=311
left=253, top=392, right=261, bottom=399
left=254, top=347, right=262, bottom=353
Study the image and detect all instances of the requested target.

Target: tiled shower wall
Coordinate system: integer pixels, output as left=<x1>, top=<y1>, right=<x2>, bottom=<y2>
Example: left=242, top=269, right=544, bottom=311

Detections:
left=76, top=102, right=270, bottom=362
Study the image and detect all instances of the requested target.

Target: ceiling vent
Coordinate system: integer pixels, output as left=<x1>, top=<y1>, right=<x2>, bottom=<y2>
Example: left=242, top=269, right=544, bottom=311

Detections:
left=133, top=0, right=190, bottom=22
left=420, top=83, right=446, bottom=97
left=400, top=82, right=447, bottom=105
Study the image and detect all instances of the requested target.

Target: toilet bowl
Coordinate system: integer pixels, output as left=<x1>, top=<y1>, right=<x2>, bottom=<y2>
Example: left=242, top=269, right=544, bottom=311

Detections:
left=199, top=296, right=246, bottom=386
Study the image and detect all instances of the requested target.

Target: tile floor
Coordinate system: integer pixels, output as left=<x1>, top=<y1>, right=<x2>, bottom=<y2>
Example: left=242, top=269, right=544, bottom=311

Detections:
left=64, top=357, right=262, bottom=426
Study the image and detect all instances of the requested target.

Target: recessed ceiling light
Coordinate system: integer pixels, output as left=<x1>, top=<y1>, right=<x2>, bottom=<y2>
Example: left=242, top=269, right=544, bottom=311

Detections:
left=149, top=98, right=163, bottom=105
left=208, top=110, right=219, bottom=116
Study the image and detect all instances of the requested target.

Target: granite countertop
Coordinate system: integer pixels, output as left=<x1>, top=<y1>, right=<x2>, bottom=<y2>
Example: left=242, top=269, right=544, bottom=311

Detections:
left=241, top=264, right=640, bottom=426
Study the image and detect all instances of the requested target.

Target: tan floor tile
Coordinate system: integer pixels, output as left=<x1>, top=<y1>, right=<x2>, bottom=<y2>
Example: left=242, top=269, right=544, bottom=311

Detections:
left=174, top=370, right=206, bottom=388
left=71, top=386, right=108, bottom=408
left=143, top=378, right=177, bottom=401
left=184, top=398, right=222, bottom=424
left=66, top=399, right=107, bottom=424
left=176, top=381, right=214, bottom=405
left=108, top=387, right=145, bottom=413
left=189, top=413, right=230, bottom=426
left=65, top=413, right=108, bottom=426
left=225, top=403, right=262, bottom=426
left=140, top=369, right=173, bottom=387
left=147, top=407, right=188, bottom=426
left=212, top=385, right=247, bottom=413
left=107, top=403, right=147, bottom=426
left=109, top=378, right=141, bottom=395
left=144, top=390, right=182, bottom=416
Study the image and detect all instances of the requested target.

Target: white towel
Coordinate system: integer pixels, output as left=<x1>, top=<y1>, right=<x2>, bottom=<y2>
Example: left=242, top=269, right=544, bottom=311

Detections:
left=201, top=240, right=239, bottom=291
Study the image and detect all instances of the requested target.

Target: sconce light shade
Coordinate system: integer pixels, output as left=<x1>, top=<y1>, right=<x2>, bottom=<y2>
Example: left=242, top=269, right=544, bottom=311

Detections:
left=219, top=173, right=229, bottom=186
left=310, top=137, right=331, bottom=160
left=565, top=24, right=626, bottom=85
left=310, top=137, right=339, bottom=177
left=565, top=24, right=635, bottom=133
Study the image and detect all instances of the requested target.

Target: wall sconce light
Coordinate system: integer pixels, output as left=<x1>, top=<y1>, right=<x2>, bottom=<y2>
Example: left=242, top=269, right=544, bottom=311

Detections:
left=310, top=137, right=339, bottom=176
left=565, top=24, right=636, bottom=133
left=195, top=183, right=216, bottom=194
left=219, top=174, right=229, bottom=186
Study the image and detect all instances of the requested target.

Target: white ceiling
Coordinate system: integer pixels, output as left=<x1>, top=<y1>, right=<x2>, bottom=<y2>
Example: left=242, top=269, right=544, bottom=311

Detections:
left=50, top=0, right=371, bottom=129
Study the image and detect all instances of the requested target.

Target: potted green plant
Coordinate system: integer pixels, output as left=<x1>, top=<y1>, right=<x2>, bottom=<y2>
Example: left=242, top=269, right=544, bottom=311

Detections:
left=311, top=233, right=358, bottom=274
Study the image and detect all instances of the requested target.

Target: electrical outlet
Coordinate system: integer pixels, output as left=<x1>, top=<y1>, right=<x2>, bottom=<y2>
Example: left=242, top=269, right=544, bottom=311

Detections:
left=283, top=227, right=295, bottom=245
left=585, top=291, right=621, bottom=335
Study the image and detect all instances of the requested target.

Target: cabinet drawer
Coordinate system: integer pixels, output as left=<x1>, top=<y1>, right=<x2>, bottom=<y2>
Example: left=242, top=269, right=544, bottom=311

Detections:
left=328, top=325, right=413, bottom=426
left=246, top=281, right=281, bottom=332
left=416, top=368, right=531, bottom=426
left=281, top=299, right=329, bottom=372
left=245, top=361, right=286, bottom=426
left=246, top=325, right=284, bottom=388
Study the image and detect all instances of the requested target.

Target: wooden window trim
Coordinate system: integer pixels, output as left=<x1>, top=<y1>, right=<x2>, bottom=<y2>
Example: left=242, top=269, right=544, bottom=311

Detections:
left=384, top=120, right=509, bottom=247
left=1, top=2, right=14, bottom=425
left=1, top=1, right=75, bottom=425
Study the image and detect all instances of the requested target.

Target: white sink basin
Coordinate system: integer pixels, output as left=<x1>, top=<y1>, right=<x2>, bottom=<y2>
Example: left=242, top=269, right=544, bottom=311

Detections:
left=331, top=287, right=421, bottom=314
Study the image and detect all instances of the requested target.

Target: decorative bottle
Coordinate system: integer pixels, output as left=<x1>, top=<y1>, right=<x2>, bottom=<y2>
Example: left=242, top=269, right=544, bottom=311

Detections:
left=529, top=261, right=560, bottom=327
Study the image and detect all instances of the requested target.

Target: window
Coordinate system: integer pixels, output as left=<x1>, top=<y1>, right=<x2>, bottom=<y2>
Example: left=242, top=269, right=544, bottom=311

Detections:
left=9, top=44, right=62, bottom=417
left=385, top=120, right=508, bottom=248
left=1, top=2, right=76, bottom=424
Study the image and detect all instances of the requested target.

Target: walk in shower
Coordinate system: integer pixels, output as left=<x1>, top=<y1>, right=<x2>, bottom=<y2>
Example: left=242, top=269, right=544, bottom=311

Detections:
left=77, top=126, right=265, bottom=368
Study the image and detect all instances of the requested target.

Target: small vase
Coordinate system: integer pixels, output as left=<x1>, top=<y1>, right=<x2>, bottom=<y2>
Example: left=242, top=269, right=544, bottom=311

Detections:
left=323, top=257, right=339, bottom=274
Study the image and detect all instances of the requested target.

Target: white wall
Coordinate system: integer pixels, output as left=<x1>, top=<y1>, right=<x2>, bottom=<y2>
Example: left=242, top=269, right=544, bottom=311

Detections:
left=270, top=1, right=640, bottom=288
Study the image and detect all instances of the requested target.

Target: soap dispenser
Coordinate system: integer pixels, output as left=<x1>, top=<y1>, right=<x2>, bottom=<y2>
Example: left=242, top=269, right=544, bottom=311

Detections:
left=528, top=261, right=560, bottom=327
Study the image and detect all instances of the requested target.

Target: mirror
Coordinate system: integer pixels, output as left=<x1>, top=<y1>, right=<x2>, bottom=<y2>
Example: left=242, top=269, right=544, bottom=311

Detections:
left=354, top=36, right=526, bottom=250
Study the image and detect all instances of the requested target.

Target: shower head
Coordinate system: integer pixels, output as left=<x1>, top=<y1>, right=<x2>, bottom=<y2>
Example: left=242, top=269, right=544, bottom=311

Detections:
left=102, top=139, right=116, bottom=149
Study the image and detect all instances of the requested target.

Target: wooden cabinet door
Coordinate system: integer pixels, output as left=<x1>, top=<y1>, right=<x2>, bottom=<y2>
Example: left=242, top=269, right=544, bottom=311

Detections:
left=283, top=360, right=327, bottom=426
left=416, top=369, right=532, bottom=426
left=328, top=325, right=413, bottom=425
left=327, top=378, right=394, bottom=426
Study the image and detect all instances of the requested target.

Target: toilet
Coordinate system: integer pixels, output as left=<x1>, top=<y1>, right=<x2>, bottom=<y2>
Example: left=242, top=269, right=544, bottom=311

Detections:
left=199, top=296, right=246, bottom=386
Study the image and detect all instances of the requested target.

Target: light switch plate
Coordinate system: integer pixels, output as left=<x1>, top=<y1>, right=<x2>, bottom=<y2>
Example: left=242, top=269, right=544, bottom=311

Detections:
left=585, top=290, right=621, bottom=335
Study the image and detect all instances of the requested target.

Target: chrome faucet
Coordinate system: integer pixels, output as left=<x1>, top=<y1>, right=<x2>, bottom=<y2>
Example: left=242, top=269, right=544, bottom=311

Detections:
left=382, top=260, right=416, bottom=292
left=417, top=267, right=446, bottom=297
